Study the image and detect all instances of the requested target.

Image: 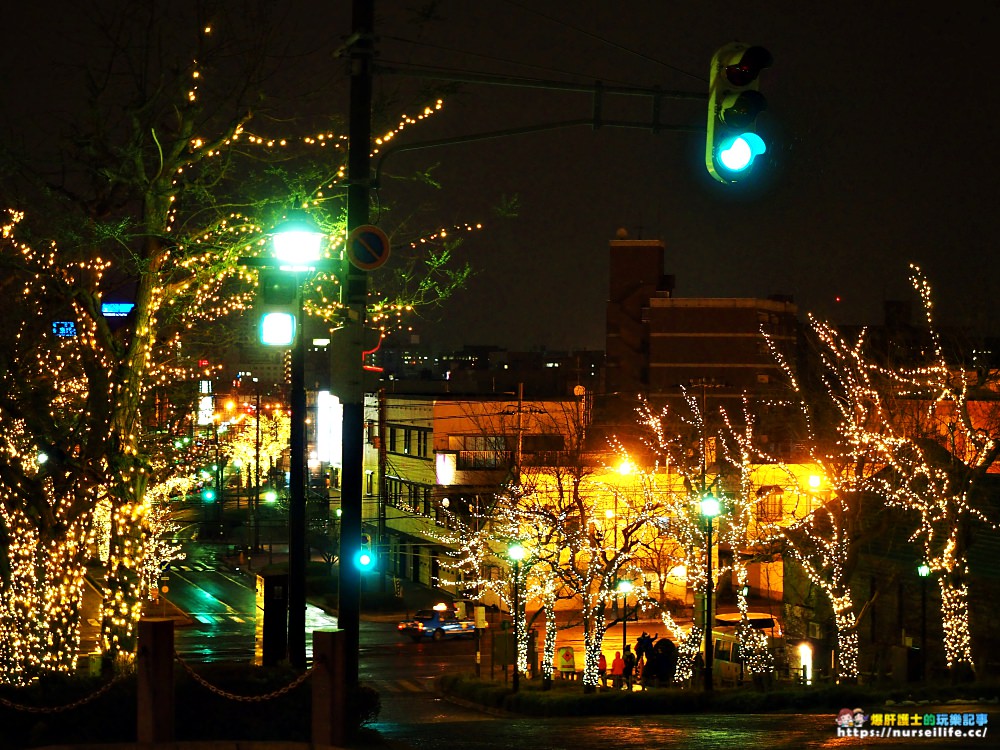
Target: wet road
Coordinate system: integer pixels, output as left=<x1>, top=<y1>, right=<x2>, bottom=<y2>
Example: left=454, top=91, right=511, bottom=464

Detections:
left=373, top=710, right=991, bottom=750
left=81, top=544, right=994, bottom=750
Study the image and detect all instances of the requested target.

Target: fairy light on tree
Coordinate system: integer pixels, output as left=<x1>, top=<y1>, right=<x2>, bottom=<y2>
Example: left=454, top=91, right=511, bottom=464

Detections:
left=869, top=267, right=1000, bottom=676
left=768, top=265, right=999, bottom=680
left=0, top=8, right=479, bottom=680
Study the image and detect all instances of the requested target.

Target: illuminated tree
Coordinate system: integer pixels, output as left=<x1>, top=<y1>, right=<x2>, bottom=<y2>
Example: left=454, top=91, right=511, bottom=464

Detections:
left=870, top=267, right=1000, bottom=677
left=0, top=4, right=473, bottom=679
left=772, top=266, right=999, bottom=680
left=637, top=396, right=719, bottom=684
left=769, top=307, right=902, bottom=682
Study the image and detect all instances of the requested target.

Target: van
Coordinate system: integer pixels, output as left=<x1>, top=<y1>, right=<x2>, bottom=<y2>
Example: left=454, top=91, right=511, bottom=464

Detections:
left=709, top=614, right=783, bottom=686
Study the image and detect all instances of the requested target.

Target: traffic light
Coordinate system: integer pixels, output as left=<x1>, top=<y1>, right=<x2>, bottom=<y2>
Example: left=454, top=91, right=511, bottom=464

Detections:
left=706, top=43, right=772, bottom=183
left=257, top=270, right=299, bottom=346
left=201, top=487, right=216, bottom=503
left=354, top=533, right=375, bottom=571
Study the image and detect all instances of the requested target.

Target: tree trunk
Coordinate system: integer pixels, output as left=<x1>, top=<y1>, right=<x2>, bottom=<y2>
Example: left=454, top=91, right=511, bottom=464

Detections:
left=833, top=606, right=859, bottom=683
left=938, top=576, right=975, bottom=679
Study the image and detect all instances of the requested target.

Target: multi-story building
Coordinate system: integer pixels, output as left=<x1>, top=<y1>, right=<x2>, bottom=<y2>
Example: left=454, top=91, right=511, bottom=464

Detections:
left=362, top=390, right=590, bottom=591
left=605, top=234, right=798, bottom=404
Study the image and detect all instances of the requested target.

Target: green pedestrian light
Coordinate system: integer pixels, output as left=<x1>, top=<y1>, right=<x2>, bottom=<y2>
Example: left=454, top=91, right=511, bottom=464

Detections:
left=354, top=550, right=374, bottom=570
left=355, top=534, right=375, bottom=570
left=257, top=270, right=299, bottom=347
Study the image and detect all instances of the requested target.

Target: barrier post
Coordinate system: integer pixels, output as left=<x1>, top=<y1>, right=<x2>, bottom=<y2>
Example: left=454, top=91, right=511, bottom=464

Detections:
left=137, top=617, right=174, bottom=743
left=312, top=629, right=346, bottom=747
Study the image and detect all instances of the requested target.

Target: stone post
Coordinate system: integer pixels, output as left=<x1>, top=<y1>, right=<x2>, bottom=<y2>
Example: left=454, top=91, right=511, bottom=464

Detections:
left=137, top=617, right=174, bottom=743
left=312, top=629, right=346, bottom=747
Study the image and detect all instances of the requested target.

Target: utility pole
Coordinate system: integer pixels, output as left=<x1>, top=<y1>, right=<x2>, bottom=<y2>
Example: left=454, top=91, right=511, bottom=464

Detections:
left=377, top=387, right=388, bottom=592
left=515, top=382, right=523, bottom=487
left=339, top=0, right=374, bottom=688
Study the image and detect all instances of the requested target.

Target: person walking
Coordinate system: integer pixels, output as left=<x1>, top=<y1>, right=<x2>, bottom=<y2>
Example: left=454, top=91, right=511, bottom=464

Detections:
left=598, top=652, right=608, bottom=688
left=610, top=650, right=625, bottom=689
left=623, top=645, right=637, bottom=690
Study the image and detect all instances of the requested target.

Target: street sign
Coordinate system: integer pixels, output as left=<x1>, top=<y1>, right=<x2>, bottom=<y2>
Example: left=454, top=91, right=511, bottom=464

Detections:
left=347, top=224, right=390, bottom=271
left=557, top=645, right=576, bottom=675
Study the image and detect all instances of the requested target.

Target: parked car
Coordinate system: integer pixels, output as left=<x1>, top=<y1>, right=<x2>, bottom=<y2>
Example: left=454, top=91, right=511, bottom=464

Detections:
left=398, top=607, right=477, bottom=642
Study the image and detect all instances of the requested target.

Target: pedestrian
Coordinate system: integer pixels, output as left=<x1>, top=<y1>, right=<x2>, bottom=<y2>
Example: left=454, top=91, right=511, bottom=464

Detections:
left=623, top=644, right=637, bottom=690
left=598, top=652, right=608, bottom=687
left=611, top=650, right=625, bottom=689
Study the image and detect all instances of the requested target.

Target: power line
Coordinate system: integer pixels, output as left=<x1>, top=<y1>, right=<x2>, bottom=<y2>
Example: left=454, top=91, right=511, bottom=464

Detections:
left=495, top=0, right=705, bottom=84
left=379, top=36, right=636, bottom=88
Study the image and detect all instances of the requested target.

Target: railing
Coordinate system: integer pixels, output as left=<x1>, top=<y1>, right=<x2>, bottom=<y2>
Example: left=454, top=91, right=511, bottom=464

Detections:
left=0, top=620, right=348, bottom=746
left=454, top=449, right=588, bottom=470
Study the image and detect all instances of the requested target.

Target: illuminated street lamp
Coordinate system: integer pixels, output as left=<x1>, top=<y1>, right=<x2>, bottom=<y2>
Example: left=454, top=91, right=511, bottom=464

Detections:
left=700, top=494, right=722, bottom=691
left=615, top=579, right=635, bottom=653
left=508, top=542, right=527, bottom=692
left=251, top=212, right=326, bottom=668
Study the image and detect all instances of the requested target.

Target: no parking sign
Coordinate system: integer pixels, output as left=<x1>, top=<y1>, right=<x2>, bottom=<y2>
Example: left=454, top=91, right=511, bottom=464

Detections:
left=347, top=224, right=390, bottom=271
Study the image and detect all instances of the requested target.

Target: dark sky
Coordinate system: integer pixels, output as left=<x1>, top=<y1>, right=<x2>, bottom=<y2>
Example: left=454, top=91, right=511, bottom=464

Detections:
left=4, top=2, right=999, bottom=352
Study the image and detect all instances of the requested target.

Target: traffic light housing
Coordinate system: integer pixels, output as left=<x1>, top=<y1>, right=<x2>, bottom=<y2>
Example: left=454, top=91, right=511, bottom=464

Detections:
left=257, top=270, right=299, bottom=346
left=706, top=43, right=772, bottom=183
left=354, top=533, right=375, bottom=571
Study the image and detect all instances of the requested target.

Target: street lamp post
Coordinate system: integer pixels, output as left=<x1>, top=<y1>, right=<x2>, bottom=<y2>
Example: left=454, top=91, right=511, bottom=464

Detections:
left=259, top=214, right=326, bottom=668
left=616, top=579, right=634, bottom=653
left=918, top=562, right=930, bottom=681
left=700, top=494, right=721, bottom=692
left=508, top=542, right=527, bottom=692
left=253, top=382, right=261, bottom=554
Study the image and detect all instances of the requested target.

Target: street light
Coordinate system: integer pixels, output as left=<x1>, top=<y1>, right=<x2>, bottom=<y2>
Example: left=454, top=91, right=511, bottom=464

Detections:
left=615, top=579, right=635, bottom=653
left=918, top=561, right=930, bottom=681
left=700, top=494, right=721, bottom=692
left=508, top=542, right=527, bottom=692
left=267, top=213, right=325, bottom=668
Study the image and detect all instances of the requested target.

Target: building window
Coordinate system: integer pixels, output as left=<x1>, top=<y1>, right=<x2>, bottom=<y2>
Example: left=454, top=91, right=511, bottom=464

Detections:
left=756, top=487, right=784, bottom=521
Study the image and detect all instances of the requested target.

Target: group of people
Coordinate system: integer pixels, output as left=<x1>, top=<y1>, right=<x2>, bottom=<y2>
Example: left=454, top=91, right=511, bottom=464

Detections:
left=597, top=632, right=679, bottom=690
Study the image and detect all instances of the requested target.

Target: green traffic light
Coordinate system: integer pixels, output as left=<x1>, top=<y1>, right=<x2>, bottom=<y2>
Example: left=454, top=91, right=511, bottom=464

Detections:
left=718, top=133, right=766, bottom=173
left=201, top=488, right=216, bottom=503
left=354, top=550, right=374, bottom=570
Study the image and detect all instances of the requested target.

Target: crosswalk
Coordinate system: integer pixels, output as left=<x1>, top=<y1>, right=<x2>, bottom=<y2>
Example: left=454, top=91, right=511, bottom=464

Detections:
left=190, top=613, right=254, bottom=625
left=367, top=677, right=432, bottom=694
left=165, top=562, right=215, bottom=573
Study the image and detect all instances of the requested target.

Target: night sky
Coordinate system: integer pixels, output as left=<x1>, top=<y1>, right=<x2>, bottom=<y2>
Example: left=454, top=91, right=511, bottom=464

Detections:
left=4, top=2, right=998, bottom=352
